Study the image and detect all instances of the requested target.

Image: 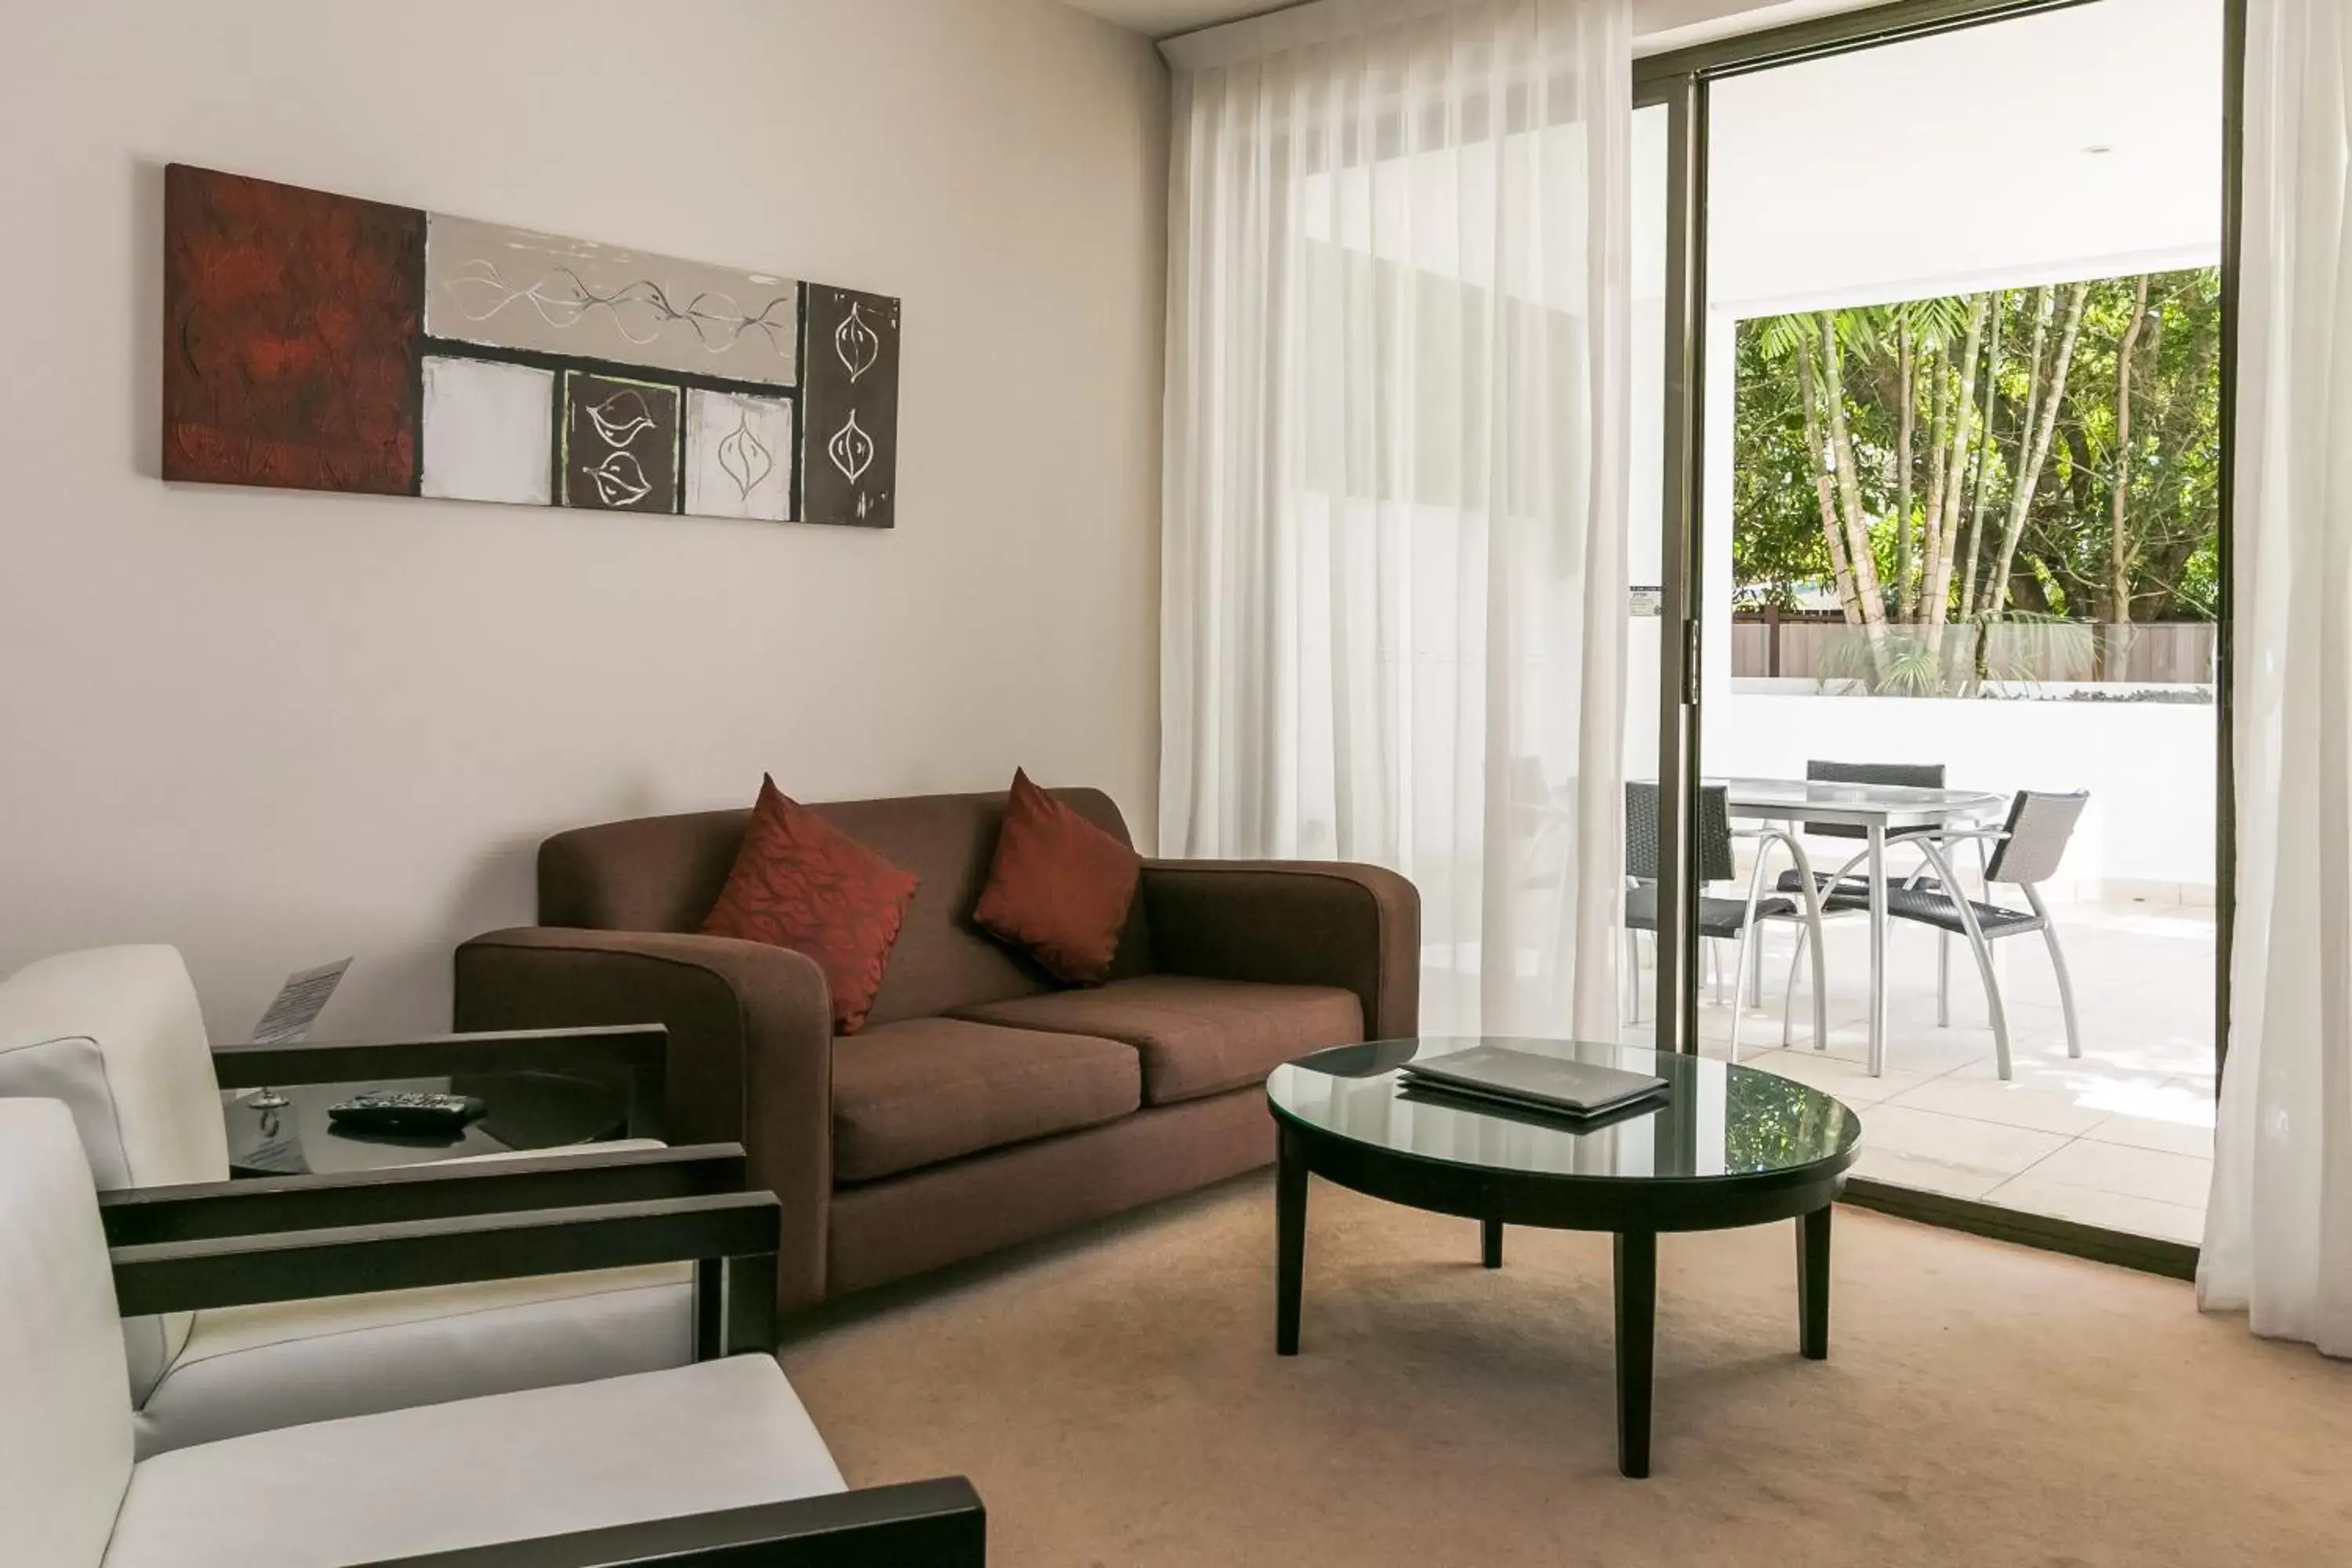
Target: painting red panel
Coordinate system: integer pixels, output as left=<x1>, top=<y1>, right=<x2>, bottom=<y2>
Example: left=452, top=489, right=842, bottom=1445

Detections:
left=163, top=165, right=425, bottom=495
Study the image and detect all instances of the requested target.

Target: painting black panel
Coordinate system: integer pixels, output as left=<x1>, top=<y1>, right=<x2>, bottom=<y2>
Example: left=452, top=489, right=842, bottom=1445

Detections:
left=561, top=372, right=681, bottom=514
left=799, top=285, right=900, bottom=528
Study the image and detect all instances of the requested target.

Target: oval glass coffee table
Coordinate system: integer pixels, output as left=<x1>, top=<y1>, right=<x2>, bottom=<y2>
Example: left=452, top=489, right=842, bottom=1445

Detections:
left=1266, top=1036, right=1862, bottom=1478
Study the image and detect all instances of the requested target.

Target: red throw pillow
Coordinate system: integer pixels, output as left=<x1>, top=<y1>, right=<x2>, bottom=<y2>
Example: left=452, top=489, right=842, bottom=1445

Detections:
left=972, top=769, right=1142, bottom=985
left=700, top=776, right=920, bottom=1035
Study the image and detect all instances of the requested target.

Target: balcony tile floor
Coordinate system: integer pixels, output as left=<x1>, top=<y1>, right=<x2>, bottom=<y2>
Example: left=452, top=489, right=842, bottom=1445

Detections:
left=1658, top=893, right=2216, bottom=1246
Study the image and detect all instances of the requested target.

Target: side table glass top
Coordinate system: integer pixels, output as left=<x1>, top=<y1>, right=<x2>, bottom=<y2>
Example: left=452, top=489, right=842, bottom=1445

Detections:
left=223, top=1070, right=630, bottom=1177
left=1268, top=1037, right=1861, bottom=1182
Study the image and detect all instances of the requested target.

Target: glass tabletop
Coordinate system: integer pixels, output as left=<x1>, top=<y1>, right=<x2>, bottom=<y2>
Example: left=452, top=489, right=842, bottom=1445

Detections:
left=1712, top=775, right=2008, bottom=818
left=1268, top=1037, right=1860, bottom=1183
left=221, top=1072, right=630, bottom=1177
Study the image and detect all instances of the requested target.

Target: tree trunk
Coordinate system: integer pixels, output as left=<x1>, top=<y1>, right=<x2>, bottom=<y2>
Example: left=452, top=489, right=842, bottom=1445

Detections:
left=1957, top=291, right=2005, bottom=630
left=1922, top=342, right=1951, bottom=616
left=1922, top=294, right=1990, bottom=650
left=1795, top=330, right=1863, bottom=626
left=1988, top=281, right=2089, bottom=620
left=1974, top=287, right=2052, bottom=622
left=1895, top=319, right=1917, bottom=621
left=2109, top=274, right=2150, bottom=637
left=1820, top=314, right=1890, bottom=655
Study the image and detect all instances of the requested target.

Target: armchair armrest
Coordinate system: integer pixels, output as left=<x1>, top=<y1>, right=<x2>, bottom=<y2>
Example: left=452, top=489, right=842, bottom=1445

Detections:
left=1140, top=860, right=1420, bottom=1039
left=366, top=1478, right=986, bottom=1568
left=455, top=927, right=835, bottom=1312
left=113, top=1189, right=782, bottom=1356
left=212, top=1024, right=669, bottom=1139
left=98, top=1142, right=749, bottom=1246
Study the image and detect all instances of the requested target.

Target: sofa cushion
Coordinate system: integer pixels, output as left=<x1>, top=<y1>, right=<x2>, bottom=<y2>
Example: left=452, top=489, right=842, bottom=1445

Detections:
left=103, top=1356, right=843, bottom=1568
left=700, top=775, right=920, bottom=1034
left=951, top=975, right=1364, bottom=1106
left=971, top=768, right=1142, bottom=984
left=831, top=1018, right=1141, bottom=1182
left=134, top=1263, right=693, bottom=1458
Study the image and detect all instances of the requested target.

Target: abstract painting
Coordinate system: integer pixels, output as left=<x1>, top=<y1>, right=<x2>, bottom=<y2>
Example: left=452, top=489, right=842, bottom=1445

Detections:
left=162, top=163, right=902, bottom=528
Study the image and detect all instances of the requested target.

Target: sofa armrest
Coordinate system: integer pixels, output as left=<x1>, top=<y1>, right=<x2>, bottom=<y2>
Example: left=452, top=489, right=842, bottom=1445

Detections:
left=1139, top=860, right=1419, bottom=1040
left=364, top=1477, right=986, bottom=1568
left=455, top=928, right=834, bottom=1312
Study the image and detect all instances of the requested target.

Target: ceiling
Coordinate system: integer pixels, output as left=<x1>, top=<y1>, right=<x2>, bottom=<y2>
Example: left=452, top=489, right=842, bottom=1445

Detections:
left=1703, top=0, right=2220, bottom=311
left=1064, top=0, right=1887, bottom=51
left=1059, top=0, right=1292, bottom=39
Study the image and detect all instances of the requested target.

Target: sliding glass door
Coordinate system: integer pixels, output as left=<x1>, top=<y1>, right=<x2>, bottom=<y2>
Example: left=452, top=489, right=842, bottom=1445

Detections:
left=1635, top=0, right=2231, bottom=1263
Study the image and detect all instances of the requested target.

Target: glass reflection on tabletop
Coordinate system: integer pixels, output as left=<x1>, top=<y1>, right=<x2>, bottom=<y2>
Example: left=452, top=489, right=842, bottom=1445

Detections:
left=1268, top=1036, right=1861, bottom=1182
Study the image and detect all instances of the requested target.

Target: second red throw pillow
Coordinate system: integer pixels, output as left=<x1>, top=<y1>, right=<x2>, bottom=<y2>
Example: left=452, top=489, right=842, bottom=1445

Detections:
left=972, top=769, right=1142, bottom=985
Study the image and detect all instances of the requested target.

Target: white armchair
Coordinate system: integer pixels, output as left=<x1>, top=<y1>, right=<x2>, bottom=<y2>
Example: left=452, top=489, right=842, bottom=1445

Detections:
left=0, top=1095, right=985, bottom=1567
left=0, top=946, right=697, bottom=1456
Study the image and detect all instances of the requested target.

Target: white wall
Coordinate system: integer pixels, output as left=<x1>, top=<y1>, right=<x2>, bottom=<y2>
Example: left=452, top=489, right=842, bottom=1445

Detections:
left=0, top=0, right=1169, bottom=1036
left=1708, top=691, right=2216, bottom=897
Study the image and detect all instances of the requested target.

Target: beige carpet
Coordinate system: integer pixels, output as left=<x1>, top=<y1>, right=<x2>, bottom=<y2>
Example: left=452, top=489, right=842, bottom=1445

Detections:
left=781, top=1175, right=2352, bottom=1566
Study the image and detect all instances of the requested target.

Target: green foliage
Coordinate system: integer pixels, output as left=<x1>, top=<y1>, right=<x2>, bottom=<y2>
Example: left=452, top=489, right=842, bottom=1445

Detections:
left=1730, top=325, right=1824, bottom=612
left=1732, top=268, right=2220, bottom=626
left=1808, top=612, right=2079, bottom=697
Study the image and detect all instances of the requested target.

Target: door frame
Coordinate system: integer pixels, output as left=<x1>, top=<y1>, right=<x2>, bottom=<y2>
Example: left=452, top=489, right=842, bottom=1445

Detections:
left=1631, top=0, right=2239, bottom=1278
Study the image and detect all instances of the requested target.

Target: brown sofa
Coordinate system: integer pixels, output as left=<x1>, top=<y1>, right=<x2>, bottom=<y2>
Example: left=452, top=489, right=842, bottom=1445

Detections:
left=453, top=787, right=1417, bottom=1312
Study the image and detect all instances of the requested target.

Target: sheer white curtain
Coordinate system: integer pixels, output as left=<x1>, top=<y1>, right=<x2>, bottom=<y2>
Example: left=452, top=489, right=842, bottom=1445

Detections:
left=1159, top=0, right=1632, bottom=1038
left=2200, top=0, right=2352, bottom=1355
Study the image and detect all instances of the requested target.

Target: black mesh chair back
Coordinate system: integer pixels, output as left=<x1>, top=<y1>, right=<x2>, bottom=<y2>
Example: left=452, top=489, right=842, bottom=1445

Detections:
left=1805, top=760, right=1947, bottom=839
left=1624, top=782, right=1733, bottom=884
left=1984, top=789, right=2089, bottom=886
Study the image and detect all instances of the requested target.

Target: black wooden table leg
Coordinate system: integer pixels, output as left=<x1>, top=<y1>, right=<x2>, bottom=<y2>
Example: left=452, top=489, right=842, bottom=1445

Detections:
left=1613, top=1229, right=1657, bottom=1479
left=1798, top=1203, right=1832, bottom=1360
left=1276, top=1123, right=1307, bottom=1356
left=1481, top=1218, right=1503, bottom=1269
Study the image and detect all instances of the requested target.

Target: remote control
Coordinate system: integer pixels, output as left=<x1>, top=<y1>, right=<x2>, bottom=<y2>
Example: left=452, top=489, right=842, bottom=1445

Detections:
left=325, top=1091, right=485, bottom=1136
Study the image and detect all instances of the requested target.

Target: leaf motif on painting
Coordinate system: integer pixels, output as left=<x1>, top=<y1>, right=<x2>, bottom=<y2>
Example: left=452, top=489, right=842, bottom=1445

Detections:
left=587, top=390, right=658, bottom=448
left=834, top=303, right=880, bottom=383
left=717, top=408, right=775, bottom=499
left=827, top=411, right=875, bottom=484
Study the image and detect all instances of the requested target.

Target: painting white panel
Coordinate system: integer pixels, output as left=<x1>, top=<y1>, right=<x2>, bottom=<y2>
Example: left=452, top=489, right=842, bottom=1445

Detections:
left=684, top=390, right=795, bottom=521
left=420, top=357, right=554, bottom=505
left=425, top=216, right=799, bottom=389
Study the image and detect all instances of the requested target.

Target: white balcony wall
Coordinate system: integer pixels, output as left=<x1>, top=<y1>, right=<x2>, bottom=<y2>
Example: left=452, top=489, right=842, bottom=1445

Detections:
left=1707, top=691, right=2215, bottom=897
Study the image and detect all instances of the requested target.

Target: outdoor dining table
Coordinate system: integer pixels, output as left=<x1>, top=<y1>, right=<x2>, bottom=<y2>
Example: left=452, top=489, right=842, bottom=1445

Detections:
left=1715, top=777, right=2009, bottom=1076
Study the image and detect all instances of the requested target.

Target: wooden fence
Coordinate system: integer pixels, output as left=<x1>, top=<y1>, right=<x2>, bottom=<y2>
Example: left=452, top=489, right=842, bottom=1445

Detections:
left=1729, top=612, right=2216, bottom=686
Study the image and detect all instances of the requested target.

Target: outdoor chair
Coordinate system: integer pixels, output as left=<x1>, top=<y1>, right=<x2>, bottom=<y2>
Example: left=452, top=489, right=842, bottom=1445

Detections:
left=1622, top=781, right=1828, bottom=1060
left=0, top=1094, right=986, bottom=1567
left=1798, top=789, right=2089, bottom=1080
left=1770, top=759, right=1977, bottom=1048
